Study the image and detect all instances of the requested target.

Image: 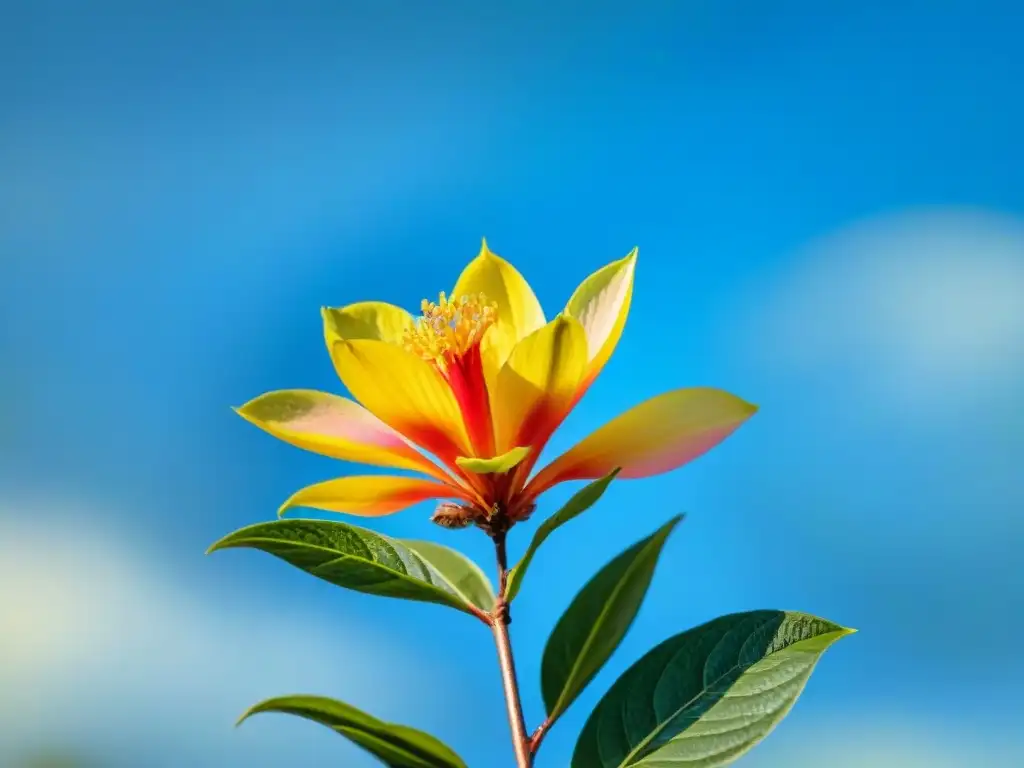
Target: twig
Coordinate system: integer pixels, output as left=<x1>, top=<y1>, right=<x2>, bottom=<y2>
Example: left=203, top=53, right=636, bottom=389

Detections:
left=490, top=529, right=532, bottom=768
left=529, top=718, right=553, bottom=756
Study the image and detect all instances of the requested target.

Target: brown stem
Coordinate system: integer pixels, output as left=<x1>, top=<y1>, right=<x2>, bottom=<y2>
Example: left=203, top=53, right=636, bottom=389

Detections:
left=468, top=603, right=493, bottom=625
left=528, top=718, right=553, bottom=756
left=491, top=530, right=532, bottom=768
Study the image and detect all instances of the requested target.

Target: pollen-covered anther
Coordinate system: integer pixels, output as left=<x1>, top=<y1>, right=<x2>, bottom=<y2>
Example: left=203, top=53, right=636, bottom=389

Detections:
left=404, top=292, right=497, bottom=369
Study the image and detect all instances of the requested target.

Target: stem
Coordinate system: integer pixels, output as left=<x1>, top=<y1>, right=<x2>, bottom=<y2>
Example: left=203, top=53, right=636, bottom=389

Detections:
left=529, top=719, right=553, bottom=756
left=491, top=530, right=532, bottom=768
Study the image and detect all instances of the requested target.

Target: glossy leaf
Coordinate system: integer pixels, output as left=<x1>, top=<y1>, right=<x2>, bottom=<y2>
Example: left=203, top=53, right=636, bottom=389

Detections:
left=398, top=538, right=495, bottom=612
left=207, top=519, right=491, bottom=617
left=572, top=610, right=855, bottom=768
left=541, top=515, right=682, bottom=724
left=238, top=695, right=467, bottom=768
left=504, top=468, right=620, bottom=601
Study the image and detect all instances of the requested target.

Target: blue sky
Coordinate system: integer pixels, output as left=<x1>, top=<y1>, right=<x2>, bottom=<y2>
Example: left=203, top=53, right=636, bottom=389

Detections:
left=2, top=1, right=1022, bottom=766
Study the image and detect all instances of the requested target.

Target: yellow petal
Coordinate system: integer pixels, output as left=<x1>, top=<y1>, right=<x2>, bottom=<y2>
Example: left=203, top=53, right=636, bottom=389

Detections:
left=322, top=302, right=415, bottom=347
left=235, top=390, right=450, bottom=481
left=565, top=248, right=637, bottom=387
left=279, top=475, right=457, bottom=517
left=492, top=315, right=589, bottom=452
left=456, top=445, right=532, bottom=475
left=452, top=239, right=546, bottom=375
left=330, top=338, right=472, bottom=461
left=477, top=321, right=514, bottom=422
left=526, top=387, right=757, bottom=497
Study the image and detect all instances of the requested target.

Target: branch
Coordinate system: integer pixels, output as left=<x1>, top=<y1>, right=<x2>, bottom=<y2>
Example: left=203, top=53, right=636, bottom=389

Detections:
left=529, top=718, right=553, bottom=756
left=490, top=529, right=532, bottom=768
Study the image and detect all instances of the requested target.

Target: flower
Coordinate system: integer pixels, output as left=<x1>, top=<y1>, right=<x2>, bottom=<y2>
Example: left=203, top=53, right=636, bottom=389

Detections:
left=236, top=240, right=757, bottom=526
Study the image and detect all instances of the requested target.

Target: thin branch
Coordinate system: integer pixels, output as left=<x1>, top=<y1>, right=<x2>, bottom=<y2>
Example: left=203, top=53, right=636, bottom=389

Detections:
left=469, top=603, right=493, bottom=625
left=529, top=718, right=553, bottom=756
left=495, top=530, right=511, bottom=595
left=491, top=529, right=532, bottom=768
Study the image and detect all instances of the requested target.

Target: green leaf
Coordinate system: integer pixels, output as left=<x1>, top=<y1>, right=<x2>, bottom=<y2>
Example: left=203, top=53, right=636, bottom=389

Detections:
left=455, top=445, right=531, bottom=474
left=398, top=538, right=495, bottom=612
left=505, top=468, right=620, bottom=601
left=238, top=695, right=467, bottom=768
left=572, top=610, right=856, bottom=768
left=541, top=514, right=682, bottom=725
left=207, top=519, right=492, bottom=617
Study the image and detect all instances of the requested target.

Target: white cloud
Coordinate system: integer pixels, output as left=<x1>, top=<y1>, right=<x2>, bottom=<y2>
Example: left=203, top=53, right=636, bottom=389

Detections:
left=743, top=208, right=1024, bottom=408
left=728, top=206, right=1024, bottom=594
left=0, top=502, right=447, bottom=767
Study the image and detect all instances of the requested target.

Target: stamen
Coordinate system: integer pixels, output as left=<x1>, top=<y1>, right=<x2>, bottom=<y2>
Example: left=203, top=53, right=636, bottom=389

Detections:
left=404, top=292, right=497, bottom=369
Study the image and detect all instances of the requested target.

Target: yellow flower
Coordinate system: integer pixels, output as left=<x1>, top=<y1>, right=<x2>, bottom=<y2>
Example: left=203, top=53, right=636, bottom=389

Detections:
left=237, top=240, right=757, bottom=522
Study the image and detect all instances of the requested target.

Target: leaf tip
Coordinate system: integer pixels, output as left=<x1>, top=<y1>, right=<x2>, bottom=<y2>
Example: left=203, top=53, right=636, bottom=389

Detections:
left=661, top=512, right=685, bottom=533
left=205, top=536, right=228, bottom=556
left=234, top=705, right=259, bottom=728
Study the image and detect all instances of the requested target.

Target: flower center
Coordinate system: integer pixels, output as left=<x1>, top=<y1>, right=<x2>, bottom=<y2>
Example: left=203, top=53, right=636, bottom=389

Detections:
left=404, top=292, right=497, bottom=369
left=405, top=291, right=498, bottom=460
